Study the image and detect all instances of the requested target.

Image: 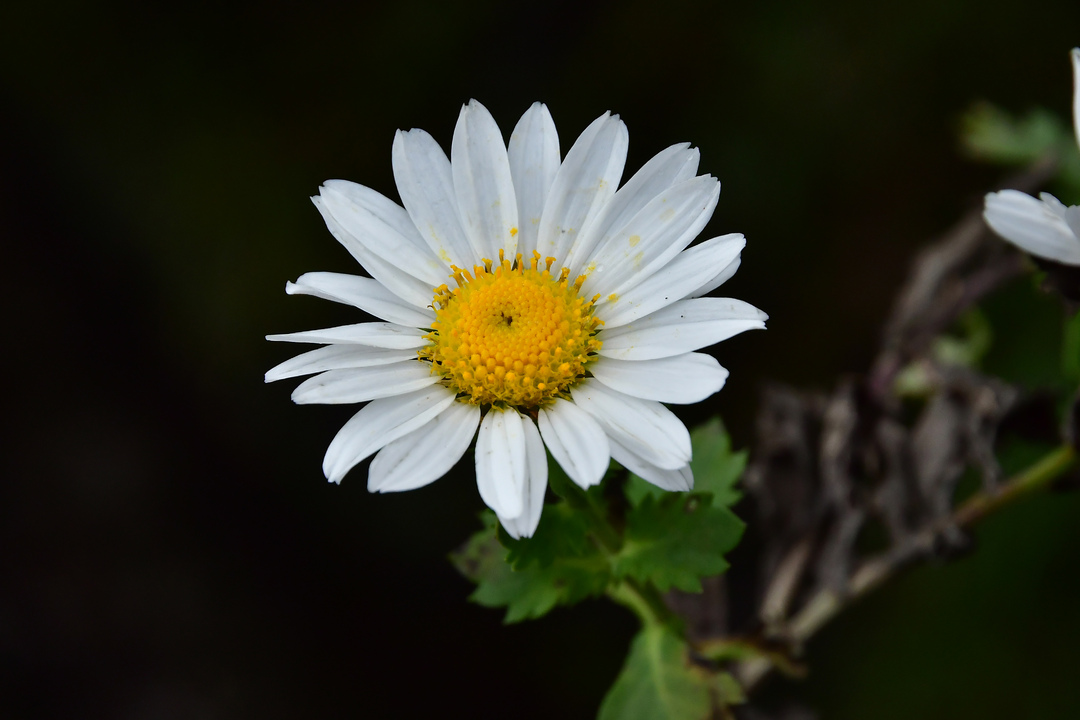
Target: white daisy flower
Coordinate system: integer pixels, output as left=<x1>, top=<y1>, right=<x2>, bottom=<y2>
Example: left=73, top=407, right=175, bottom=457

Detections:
left=267, top=101, right=766, bottom=538
left=983, top=48, right=1080, bottom=266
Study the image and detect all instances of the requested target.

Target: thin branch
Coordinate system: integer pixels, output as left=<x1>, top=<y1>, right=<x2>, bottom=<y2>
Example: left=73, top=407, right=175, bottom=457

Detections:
left=732, top=443, right=1076, bottom=691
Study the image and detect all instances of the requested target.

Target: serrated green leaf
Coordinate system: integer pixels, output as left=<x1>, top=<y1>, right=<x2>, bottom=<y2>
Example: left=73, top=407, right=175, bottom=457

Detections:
left=626, top=418, right=747, bottom=508
left=614, top=494, right=744, bottom=593
left=503, top=500, right=593, bottom=569
left=623, top=473, right=658, bottom=507
left=546, top=456, right=614, bottom=507
left=598, top=625, right=712, bottom=720
left=451, top=510, right=610, bottom=623
left=548, top=453, right=591, bottom=503
left=687, top=418, right=747, bottom=507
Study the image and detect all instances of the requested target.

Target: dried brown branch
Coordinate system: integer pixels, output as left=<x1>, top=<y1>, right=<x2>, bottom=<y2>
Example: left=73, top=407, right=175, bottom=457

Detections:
left=669, top=160, right=1079, bottom=707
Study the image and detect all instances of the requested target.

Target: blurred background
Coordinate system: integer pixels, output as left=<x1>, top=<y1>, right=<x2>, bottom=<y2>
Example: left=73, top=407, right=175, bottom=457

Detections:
left=2, top=1, right=1079, bottom=717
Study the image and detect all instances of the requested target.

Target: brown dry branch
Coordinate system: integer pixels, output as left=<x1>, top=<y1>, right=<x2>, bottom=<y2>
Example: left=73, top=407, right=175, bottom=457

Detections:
left=668, top=161, right=1079, bottom=706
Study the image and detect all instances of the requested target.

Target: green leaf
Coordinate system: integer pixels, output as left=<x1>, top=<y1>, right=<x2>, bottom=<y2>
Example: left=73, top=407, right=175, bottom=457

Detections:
left=960, top=102, right=1080, bottom=199
left=503, top=500, right=593, bottom=570
left=598, top=625, right=712, bottom=720
left=546, top=455, right=615, bottom=510
left=687, top=418, right=747, bottom=507
left=614, top=494, right=744, bottom=593
left=981, top=276, right=1071, bottom=390
left=711, top=671, right=746, bottom=706
left=961, top=104, right=1066, bottom=165
left=932, top=308, right=992, bottom=369
left=1063, top=311, right=1080, bottom=386
left=450, top=511, right=609, bottom=623
left=625, top=417, right=747, bottom=508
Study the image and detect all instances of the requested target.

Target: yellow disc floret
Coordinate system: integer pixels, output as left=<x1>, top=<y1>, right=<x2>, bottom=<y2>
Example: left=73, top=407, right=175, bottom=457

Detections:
left=420, top=250, right=602, bottom=408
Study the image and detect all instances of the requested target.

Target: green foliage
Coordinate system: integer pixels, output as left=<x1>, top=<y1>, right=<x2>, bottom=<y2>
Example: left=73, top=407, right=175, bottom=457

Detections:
left=625, top=418, right=747, bottom=508
left=981, top=278, right=1072, bottom=392
left=614, top=493, right=744, bottom=593
left=450, top=511, right=609, bottom=623
left=1062, top=311, right=1080, bottom=387
left=452, top=418, right=749, bottom=624
left=502, top=500, right=594, bottom=569
left=618, top=419, right=747, bottom=592
left=961, top=103, right=1080, bottom=198
left=598, top=625, right=714, bottom=720
left=932, top=309, right=993, bottom=369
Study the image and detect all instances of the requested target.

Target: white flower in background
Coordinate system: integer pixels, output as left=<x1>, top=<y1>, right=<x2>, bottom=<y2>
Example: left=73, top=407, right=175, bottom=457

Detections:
left=983, top=48, right=1080, bottom=266
left=266, top=101, right=766, bottom=538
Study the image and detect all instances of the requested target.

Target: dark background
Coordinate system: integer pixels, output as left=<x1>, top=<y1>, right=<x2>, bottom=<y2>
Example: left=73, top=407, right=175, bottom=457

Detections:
left=3, top=1, right=1079, bottom=718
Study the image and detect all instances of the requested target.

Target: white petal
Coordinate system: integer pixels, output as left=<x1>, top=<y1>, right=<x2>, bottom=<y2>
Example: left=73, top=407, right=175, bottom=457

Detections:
left=265, top=345, right=419, bottom=383
left=609, top=437, right=693, bottom=492
left=322, top=385, right=457, bottom=483
left=498, top=418, right=548, bottom=539
left=690, top=255, right=741, bottom=298
left=508, top=102, right=560, bottom=259
left=266, top=322, right=429, bottom=349
left=565, top=143, right=699, bottom=276
left=318, top=181, right=448, bottom=285
left=570, top=379, right=690, bottom=470
left=579, top=175, right=721, bottom=298
left=291, top=361, right=437, bottom=404
left=597, top=298, right=768, bottom=361
left=368, top=402, right=480, bottom=493
left=475, top=408, right=528, bottom=519
left=286, top=272, right=435, bottom=327
left=393, top=128, right=475, bottom=268
left=983, top=190, right=1080, bottom=265
left=596, top=234, right=745, bottom=328
left=1056, top=194, right=1080, bottom=242
left=537, top=399, right=610, bottom=489
left=1072, top=47, right=1080, bottom=149
left=452, top=100, right=519, bottom=262
left=590, top=353, right=729, bottom=404
left=313, top=196, right=437, bottom=309
left=536, top=112, right=628, bottom=266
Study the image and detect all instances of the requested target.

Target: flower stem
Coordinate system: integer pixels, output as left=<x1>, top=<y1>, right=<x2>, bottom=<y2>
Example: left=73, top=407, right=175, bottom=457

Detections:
left=558, top=479, right=679, bottom=628
left=606, top=580, right=673, bottom=627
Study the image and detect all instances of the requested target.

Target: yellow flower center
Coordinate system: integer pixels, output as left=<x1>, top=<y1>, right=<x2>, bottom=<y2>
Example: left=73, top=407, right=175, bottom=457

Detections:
left=420, top=251, right=602, bottom=408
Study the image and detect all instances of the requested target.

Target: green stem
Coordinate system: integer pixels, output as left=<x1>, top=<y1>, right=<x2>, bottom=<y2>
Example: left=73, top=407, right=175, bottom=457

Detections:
left=559, top=479, right=678, bottom=628
left=606, top=580, right=673, bottom=627
left=954, top=444, right=1076, bottom=526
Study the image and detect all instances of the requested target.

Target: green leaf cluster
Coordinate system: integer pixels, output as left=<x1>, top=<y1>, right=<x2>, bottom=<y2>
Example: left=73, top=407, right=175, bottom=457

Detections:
left=452, top=417, right=752, bottom=718
left=598, top=625, right=744, bottom=720
left=450, top=508, right=609, bottom=623
left=624, top=418, right=748, bottom=508
left=451, top=417, right=748, bottom=622
left=614, top=493, right=743, bottom=593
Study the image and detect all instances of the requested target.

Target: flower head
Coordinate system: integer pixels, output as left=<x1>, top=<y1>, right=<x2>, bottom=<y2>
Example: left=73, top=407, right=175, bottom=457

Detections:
left=983, top=48, right=1080, bottom=266
left=267, top=101, right=766, bottom=537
